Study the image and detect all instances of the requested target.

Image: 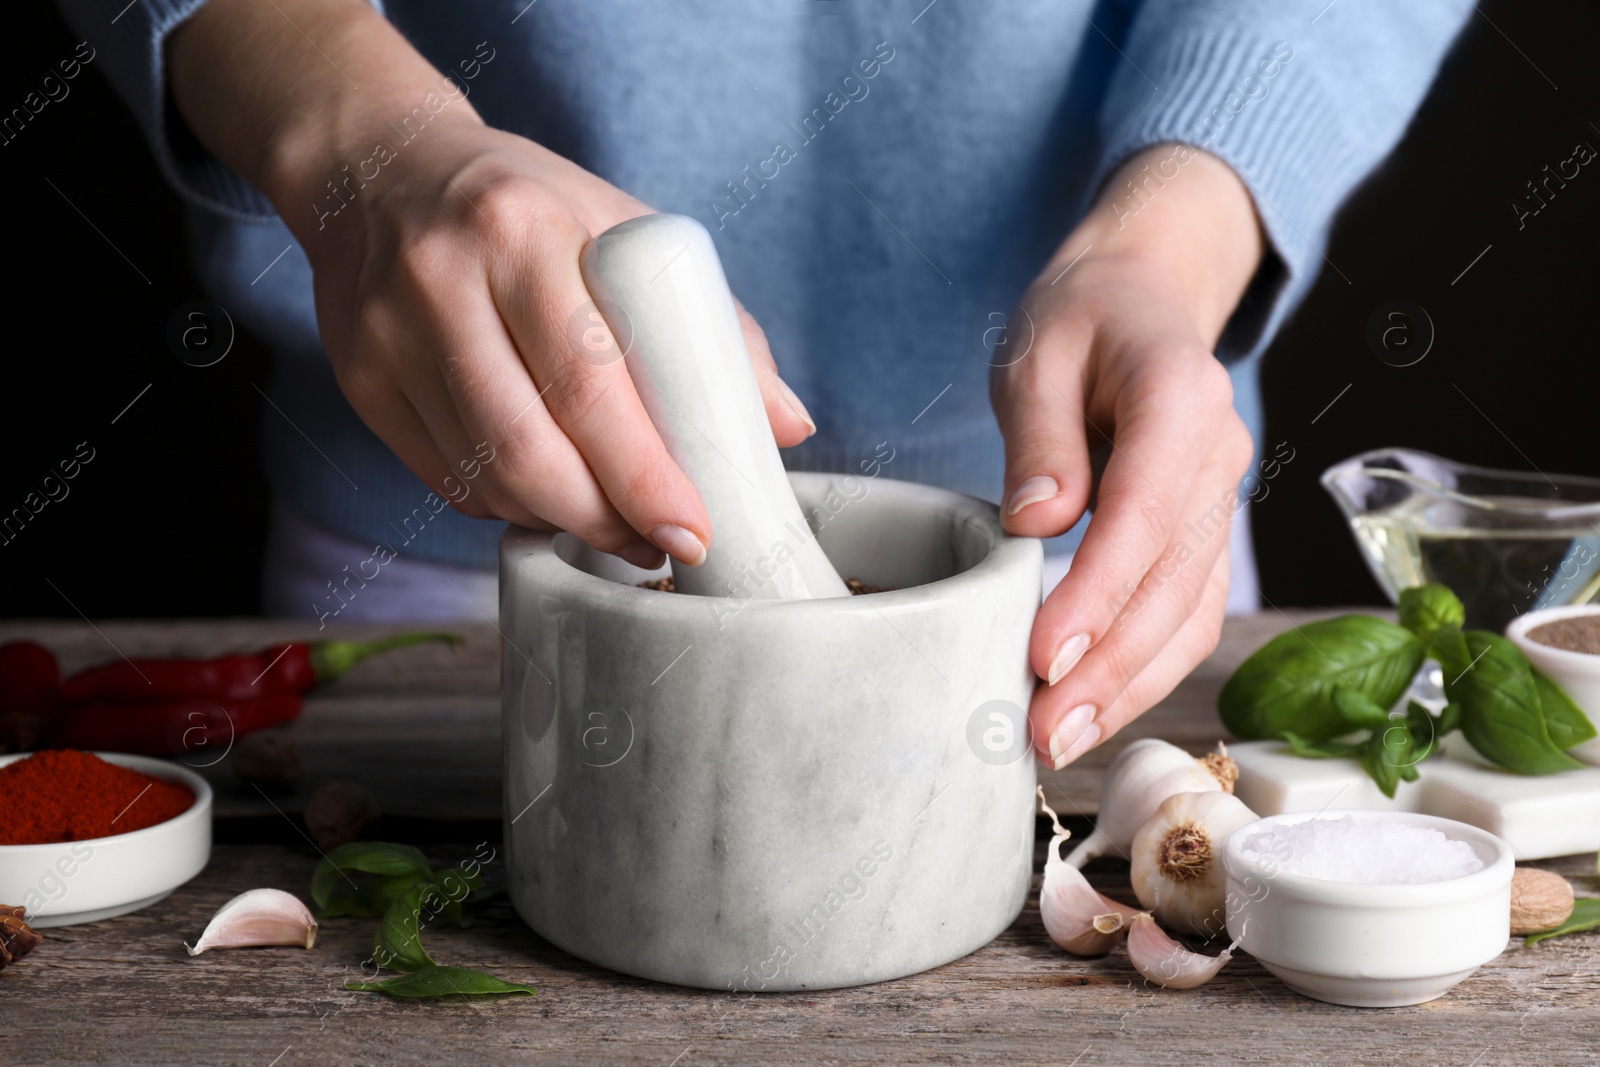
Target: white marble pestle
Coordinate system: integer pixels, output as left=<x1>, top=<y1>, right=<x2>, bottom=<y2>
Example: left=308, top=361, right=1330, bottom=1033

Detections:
left=580, top=214, right=849, bottom=599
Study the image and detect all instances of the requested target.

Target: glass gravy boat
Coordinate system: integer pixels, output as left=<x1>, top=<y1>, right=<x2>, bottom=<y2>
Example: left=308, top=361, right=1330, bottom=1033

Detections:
left=1321, top=448, right=1600, bottom=632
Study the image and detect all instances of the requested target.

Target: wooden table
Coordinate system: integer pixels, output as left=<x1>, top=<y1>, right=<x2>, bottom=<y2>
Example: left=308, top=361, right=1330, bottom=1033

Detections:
left=2, top=614, right=1597, bottom=1066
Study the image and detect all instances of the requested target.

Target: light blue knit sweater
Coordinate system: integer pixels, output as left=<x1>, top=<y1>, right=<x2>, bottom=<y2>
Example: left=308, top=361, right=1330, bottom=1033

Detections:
left=60, top=0, right=1470, bottom=568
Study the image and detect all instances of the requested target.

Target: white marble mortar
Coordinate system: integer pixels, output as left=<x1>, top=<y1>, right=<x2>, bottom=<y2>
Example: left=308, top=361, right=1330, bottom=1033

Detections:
left=500, top=473, right=1042, bottom=990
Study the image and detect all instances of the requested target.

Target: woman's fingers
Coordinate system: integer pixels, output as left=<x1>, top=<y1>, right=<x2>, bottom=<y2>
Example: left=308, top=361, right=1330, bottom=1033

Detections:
left=1029, top=452, right=1238, bottom=767
left=336, top=366, right=460, bottom=511
left=735, top=301, right=816, bottom=447
left=482, top=198, right=713, bottom=565
left=1035, top=552, right=1231, bottom=768
left=991, top=313, right=1252, bottom=769
left=1025, top=352, right=1245, bottom=688
left=990, top=309, right=1096, bottom=540
left=1098, top=552, right=1231, bottom=741
left=404, top=273, right=665, bottom=567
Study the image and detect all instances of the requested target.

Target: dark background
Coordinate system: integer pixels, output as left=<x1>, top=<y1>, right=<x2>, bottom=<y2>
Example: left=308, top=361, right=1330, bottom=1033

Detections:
left=2, top=2, right=1596, bottom=618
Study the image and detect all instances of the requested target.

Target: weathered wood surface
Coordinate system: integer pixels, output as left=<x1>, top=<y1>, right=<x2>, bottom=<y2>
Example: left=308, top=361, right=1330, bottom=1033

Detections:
left=0, top=611, right=1304, bottom=821
left=2, top=614, right=1599, bottom=1064
left=2, top=841, right=1596, bottom=1066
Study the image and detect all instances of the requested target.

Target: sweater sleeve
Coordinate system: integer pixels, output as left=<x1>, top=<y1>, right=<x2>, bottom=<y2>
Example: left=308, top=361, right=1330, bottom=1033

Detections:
left=1090, top=0, right=1472, bottom=361
left=53, top=0, right=377, bottom=224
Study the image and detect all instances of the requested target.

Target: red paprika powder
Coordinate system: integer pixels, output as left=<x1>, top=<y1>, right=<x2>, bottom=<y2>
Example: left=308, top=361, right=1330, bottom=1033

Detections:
left=0, top=750, right=195, bottom=845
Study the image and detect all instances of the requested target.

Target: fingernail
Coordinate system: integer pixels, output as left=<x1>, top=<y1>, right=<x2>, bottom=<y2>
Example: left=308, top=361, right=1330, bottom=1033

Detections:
left=1046, top=632, right=1091, bottom=686
left=1006, top=475, right=1060, bottom=516
left=650, top=523, right=707, bottom=566
left=1049, top=704, right=1100, bottom=770
left=775, top=376, right=817, bottom=436
left=618, top=541, right=665, bottom=570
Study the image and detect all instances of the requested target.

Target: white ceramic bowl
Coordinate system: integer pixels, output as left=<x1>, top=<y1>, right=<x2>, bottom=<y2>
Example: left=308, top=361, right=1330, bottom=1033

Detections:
left=1223, top=811, right=1513, bottom=1007
left=1507, top=604, right=1600, bottom=765
left=0, top=753, right=212, bottom=928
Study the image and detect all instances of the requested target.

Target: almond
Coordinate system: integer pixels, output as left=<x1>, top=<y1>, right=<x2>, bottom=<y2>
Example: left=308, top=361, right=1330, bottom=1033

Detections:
left=1509, top=868, right=1575, bottom=936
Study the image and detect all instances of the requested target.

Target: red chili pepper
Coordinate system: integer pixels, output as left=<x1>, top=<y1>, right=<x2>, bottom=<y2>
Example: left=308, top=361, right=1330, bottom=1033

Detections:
left=0, top=641, right=62, bottom=714
left=57, top=632, right=460, bottom=704
left=0, top=642, right=64, bottom=753
left=45, top=692, right=304, bottom=757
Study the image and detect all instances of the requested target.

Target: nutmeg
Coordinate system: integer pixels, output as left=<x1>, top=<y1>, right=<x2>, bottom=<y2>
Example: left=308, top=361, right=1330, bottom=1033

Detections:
left=304, top=782, right=381, bottom=852
left=1510, top=867, right=1575, bottom=936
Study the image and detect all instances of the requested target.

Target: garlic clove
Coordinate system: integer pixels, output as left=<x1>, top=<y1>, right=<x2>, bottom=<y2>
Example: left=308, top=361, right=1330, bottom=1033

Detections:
left=185, top=888, right=318, bottom=956
left=1037, top=788, right=1143, bottom=956
left=1126, top=912, right=1237, bottom=989
left=1042, top=840, right=1145, bottom=956
left=1130, top=790, right=1259, bottom=936
left=1065, top=739, right=1237, bottom=870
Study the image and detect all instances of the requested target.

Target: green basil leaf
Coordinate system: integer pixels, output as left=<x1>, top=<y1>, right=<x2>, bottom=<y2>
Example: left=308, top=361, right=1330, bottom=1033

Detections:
left=313, top=889, right=376, bottom=921
left=1404, top=701, right=1441, bottom=765
left=1532, top=668, right=1598, bottom=751
left=312, top=842, right=434, bottom=912
left=1360, top=724, right=1410, bottom=799
left=1398, top=584, right=1465, bottom=645
left=430, top=866, right=486, bottom=927
left=368, top=871, right=432, bottom=917
left=1332, top=687, right=1392, bottom=729
left=1524, top=898, right=1600, bottom=946
left=1282, top=732, right=1364, bottom=759
left=1429, top=628, right=1471, bottom=678
left=373, top=883, right=444, bottom=973
left=432, top=865, right=486, bottom=894
left=1219, top=616, right=1425, bottom=741
left=1436, top=701, right=1463, bottom=737
left=322, top=841, right=433, bottom=878
left=1447, top=632, right=1585, bottom=775
left=346, top=964, right=537, bottom=998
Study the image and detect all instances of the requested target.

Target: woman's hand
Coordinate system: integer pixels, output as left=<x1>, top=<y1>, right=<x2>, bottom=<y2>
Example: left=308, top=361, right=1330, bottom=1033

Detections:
left=296, top=117, right=815, bottom=567
left=990, top=144, right=1264, bottom=769
left=171, top=0, right=814, bottom=568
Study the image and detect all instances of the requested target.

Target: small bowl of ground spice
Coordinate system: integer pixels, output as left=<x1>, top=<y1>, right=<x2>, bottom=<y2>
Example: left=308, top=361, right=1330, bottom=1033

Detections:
left=1508, top=605, right=1600, bottom=767
left=0, top=750, right=211, bottom=928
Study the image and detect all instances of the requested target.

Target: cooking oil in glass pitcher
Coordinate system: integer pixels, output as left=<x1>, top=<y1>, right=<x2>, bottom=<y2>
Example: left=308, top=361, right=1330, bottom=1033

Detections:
left=1324, top=449, right=1600, bottom=632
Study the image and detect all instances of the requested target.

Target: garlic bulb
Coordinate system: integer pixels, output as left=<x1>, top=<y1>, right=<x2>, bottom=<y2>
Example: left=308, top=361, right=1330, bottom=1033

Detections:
left=1065, top=739, right=1238, bottom=869
left=1036, top=788, right=1142, bottom=956
left=185, top=888, right=318, bottom=956
left=1126, top=912, right=1238, bottom=989
left=1130, top=791, right=1259, bottom=936
left=1198, top=744, right=1239, bottom=793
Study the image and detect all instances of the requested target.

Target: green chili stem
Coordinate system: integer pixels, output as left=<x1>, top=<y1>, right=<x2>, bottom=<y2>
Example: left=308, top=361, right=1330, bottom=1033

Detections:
left=309, top=632, right=462, bottom=683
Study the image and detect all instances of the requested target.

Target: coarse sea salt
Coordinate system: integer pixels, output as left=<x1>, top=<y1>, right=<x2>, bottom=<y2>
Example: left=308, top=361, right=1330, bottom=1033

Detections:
left=1236, top=816, right=1484, bottom=884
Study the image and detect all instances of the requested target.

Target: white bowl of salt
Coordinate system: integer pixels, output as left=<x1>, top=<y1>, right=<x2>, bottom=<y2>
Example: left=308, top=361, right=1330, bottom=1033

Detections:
left=1223, top=811, right=1513, bottom=1007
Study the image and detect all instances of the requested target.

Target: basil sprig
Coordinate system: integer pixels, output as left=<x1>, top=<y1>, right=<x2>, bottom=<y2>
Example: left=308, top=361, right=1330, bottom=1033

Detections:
left=1219, top=615, right=1425, bottom=743
left=310, top=842, right=532, bottom=1000
left=311, top=841, right=435, bottom=919
left=1435, top=630, right=1586, bottom=775
left=346, top=965, right=538, bottom=998
left=1220, top=584, right=1596, bottom=796
left=1525, top=898, right=1600, bottom=946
